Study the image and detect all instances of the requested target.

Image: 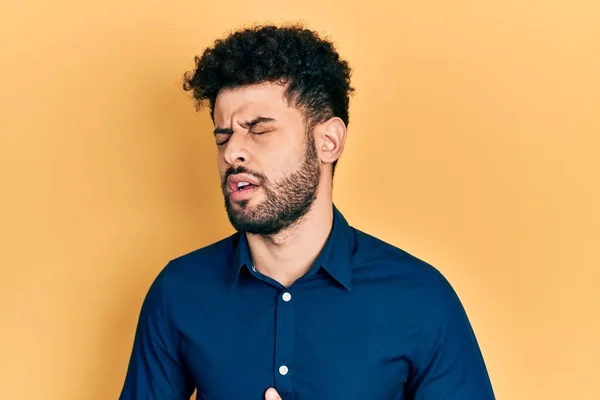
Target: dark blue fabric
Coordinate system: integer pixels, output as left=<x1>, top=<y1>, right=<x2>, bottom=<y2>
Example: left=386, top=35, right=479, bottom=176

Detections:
left=120, top=204, right=495, bottom=399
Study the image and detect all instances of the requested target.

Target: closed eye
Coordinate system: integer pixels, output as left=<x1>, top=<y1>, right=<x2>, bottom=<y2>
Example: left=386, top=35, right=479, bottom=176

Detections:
left=245, top=117, right=276, bottom=135
left=214, top=121, right=274, bottom=146
left=249, top=128, right=272, bottom=135
left=215, top=134, right=230, bottom=146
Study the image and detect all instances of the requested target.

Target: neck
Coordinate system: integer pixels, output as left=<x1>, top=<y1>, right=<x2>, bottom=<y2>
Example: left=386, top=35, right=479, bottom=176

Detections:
left=246, top=193, right=334, bottom=288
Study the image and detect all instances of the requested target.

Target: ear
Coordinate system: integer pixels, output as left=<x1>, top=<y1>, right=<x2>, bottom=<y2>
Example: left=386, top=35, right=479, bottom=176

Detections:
left=314, top=117, right=347, bottom=166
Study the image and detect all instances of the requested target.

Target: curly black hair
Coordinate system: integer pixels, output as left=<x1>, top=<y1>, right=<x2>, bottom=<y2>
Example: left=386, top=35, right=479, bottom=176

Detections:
left=183, top=23, right=354, bottom=174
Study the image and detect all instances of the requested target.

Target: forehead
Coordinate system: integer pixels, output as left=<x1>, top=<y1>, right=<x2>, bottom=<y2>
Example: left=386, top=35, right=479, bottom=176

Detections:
left=213, top=82, right=301, bottom=125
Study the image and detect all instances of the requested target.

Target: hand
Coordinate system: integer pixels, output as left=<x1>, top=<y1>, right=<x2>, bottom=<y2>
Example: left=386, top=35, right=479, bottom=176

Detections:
left=264, top=387, right=282, bottom=400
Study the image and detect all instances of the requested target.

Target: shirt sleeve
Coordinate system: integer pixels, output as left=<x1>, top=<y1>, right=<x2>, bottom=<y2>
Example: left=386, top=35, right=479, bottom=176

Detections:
left=119, top=266, right=195, bottom=400
left=407, top=270, right=496, bottom=399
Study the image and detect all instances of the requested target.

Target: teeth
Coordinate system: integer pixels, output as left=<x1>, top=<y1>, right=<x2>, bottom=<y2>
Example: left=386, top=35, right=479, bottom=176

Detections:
left=237, top=182, right=250, bottom=189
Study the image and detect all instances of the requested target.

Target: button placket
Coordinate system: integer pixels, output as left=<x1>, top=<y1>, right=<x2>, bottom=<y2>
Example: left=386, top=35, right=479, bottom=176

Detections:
left=273, top=288, right=295, bottom=396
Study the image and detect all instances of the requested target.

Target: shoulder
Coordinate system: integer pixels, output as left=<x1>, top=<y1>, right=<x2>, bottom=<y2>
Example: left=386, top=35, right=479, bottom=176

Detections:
left=353, top=228, right=446, bottom=282
left=352, top=227, right=462, bottom=310
left=151, top=232, right=239, bottom=291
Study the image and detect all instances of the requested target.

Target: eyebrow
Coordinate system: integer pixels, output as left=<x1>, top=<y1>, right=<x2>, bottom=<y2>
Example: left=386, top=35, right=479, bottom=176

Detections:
left=213, top=116, right=276, bottom=135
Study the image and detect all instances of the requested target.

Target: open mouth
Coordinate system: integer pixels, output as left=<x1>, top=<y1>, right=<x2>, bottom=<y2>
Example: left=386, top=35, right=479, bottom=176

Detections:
left=235, top=182, right=259, bottom=192
left=227, top=174, right=262, bottom=199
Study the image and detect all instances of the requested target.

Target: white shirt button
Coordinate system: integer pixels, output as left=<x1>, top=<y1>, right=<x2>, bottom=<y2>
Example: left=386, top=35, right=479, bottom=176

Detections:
left=282, top=292, right=292, bottom=302
left=279, top=365, right=289, bottom=375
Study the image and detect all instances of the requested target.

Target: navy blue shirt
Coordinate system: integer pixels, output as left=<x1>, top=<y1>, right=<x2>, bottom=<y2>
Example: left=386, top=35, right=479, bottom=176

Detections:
left=120, top=205, right=495, bottom=399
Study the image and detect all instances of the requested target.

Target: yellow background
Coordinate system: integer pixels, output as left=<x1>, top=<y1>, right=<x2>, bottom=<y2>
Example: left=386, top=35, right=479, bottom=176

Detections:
left=1, top=0, right=598, bottom=399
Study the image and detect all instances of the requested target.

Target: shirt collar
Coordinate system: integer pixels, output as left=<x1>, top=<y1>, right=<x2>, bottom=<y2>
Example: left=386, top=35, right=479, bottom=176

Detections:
left=229, top=203, right=354, bottom=290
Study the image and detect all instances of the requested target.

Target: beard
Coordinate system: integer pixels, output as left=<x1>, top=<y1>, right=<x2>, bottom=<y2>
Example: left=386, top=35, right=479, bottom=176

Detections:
left=221, top=134, right=321, bottom=236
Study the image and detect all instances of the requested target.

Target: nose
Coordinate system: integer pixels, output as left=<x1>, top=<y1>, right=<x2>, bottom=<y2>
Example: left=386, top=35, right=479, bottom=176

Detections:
left=222, top=131, right=250, bottom=166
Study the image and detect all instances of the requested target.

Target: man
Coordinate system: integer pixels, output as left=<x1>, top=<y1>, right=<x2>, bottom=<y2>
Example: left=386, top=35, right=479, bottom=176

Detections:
left=119, top=24, right=495, bottom=399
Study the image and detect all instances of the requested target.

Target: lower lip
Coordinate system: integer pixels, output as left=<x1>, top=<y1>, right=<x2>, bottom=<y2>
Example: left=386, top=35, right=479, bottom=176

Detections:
left=229, top=185, right=260, bottom=202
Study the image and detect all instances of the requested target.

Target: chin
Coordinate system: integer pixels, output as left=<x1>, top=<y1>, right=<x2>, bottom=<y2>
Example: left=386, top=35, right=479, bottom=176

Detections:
left=224, top=201, right=280, bottom=235
left=225, top=195, right=257, bottom=219
left=227, top=195, right=260, bottom=210
left=227, top=214, right=281, bottom=236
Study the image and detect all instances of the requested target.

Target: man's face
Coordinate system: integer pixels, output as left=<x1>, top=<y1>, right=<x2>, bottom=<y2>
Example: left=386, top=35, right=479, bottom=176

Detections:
left=213, top=82, right=321, bottom=235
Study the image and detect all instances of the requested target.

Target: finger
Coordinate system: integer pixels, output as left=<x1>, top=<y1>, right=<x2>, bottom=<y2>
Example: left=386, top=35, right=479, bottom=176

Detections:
left=265, top=387, right=282, bottom=400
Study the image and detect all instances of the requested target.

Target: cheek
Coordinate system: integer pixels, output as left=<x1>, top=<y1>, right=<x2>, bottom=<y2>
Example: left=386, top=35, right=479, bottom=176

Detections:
left=216, top=153, right=228, bottom=178
left=267, top=147, right=304, bottom=177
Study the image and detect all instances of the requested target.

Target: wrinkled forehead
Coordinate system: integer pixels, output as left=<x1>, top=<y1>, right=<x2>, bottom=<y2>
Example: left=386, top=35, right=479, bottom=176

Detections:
left=213, top=82, right=298, bottom=125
